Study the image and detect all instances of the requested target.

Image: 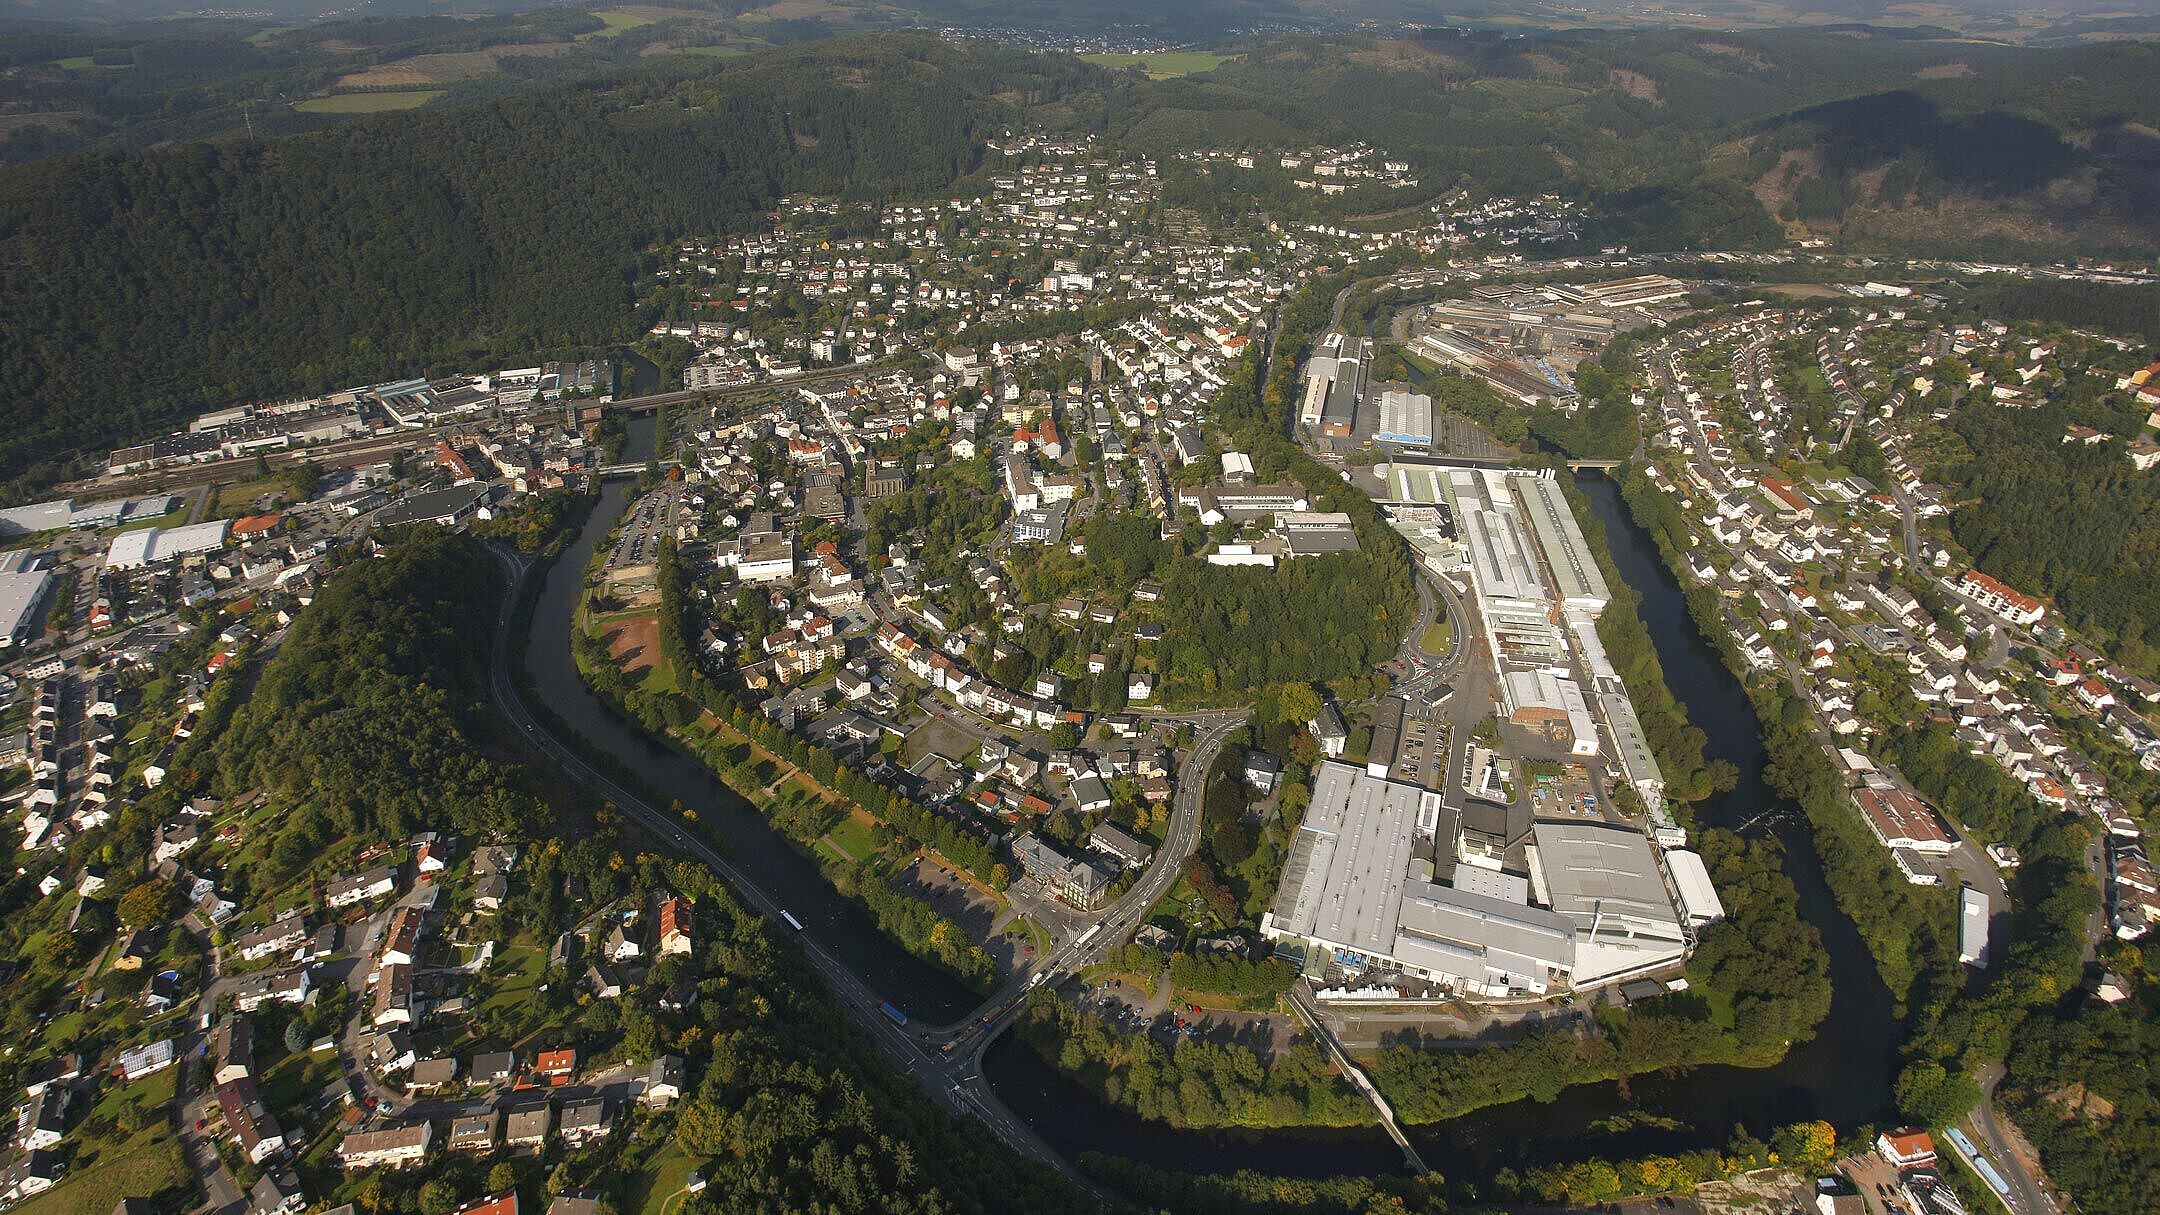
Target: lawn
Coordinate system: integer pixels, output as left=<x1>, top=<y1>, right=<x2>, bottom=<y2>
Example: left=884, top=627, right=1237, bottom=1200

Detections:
left=474, top=944, right=545, bottom=1024
left=822, top=811, right=880, bottom=862
left=13, top=1132, right=187, bottom=1215
left=625, top=1137, right=705, bottom=1215
left=675, top=44, right=745, bottom=57
left=53, top=56, right=94, bottom=68
left=1418, top=618, right=1453, bottom=656
left=293, top=91, right=444, bottom=113
left=1078, top=51, right=1232, bottom=78
left=107, top=507, right=188, bottom=535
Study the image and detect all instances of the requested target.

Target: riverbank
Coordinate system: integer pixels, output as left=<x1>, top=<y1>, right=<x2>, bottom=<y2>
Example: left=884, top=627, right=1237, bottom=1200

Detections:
left=562, top=487, right=1013, bottom=997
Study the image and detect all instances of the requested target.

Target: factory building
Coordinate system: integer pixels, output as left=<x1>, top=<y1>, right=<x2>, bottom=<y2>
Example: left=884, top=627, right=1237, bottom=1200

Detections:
left=1264, top=764, right=1693, bottom=998
left=1375, top=387, right=1436, bottom=447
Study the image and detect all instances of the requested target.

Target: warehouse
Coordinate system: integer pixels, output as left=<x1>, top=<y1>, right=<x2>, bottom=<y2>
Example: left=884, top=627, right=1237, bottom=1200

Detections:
left=0, top=566, right=54, bottom=649
left=1663, top=849, right=1725, bottom=927
left=1515, top=473, right=1609, bottom=615
left=1528, top=820, right=1689, bottom=987
left=104, top=521, right=232, bottom=571
left=1375, top=387, right=1436, bottom=447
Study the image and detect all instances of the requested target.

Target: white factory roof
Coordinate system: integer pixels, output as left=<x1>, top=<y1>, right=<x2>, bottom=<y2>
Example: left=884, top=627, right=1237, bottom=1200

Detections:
left=1515, top=473, right=1610, bottom=613
left=1377, top=388, right=1435, bottom=443
left=105, top=520, right=232, bottom=569
left=1449, top=469, right=1548, bottom=604
left=1269, top=762, right=1427, bottom=957
left=1663, top=849, right=1725, bottom=926
left=0, top=569, right=54, bottom=644
left=1530, top=820, right=1685, bottom=941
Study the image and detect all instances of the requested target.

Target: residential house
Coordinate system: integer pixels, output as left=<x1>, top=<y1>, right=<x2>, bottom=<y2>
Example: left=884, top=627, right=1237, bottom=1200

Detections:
left=215, top=1078, right=286, bottom=1164
left=449, top=1110, right=500, bottom=1152
left=657, top=897, right=693, bottom=957
left=503, top=1102, right=553, bottom=1149
left=558, top=1098, right=614, bottom=1147
left=337, top=1123, right=434, bottom=1170
left=643, top=1056, right=685, bottom=1108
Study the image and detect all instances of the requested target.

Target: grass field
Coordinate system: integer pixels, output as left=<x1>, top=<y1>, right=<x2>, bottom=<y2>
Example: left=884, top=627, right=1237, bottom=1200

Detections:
left=1079, top=51, right=1232, bottom=78
left=584, top=10, right=659, bottom=38
left=13, top=1119, right=187, bottom=1215
left=108, top=507, right=188, bottom=536
left=294, top=90, right=444, bottom=113
left=675, top=44, right=746, bottom=57
left=627, top=1139, right=704, bottom=1215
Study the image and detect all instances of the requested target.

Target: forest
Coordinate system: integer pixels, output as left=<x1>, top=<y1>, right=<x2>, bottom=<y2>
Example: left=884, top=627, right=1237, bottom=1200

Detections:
left=1939, top=398, right=2160, bottom=670
left=209, top=528, right=554, bottom=857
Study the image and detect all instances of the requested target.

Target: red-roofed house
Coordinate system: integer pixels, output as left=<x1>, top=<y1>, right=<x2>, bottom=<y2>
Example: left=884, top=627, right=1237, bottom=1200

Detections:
left=657, top=897, right=693, bottom=957
left=1956, top=570, right=2045, bottom=626
left=451, top=1192, right=519, bottom=1215
left=1876, top=1129, right=1937, bottom=1169
left=534, top=1049, right=578, bottom=1083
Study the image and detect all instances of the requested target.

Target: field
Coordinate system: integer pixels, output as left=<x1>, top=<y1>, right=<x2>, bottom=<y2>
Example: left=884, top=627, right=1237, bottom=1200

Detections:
left=603, top=612, right=663, bottom=675
left=13, top=1071, right=187, bottom=1215
left=333, top=44, right=571, bottom=90
left=293, top=91, right=444, bottom=114
left=582, top=10, right=659, bottom=38
left=672, top=45, right=746, bottom=57
left=1079, top=51, right=1233, bottom=79
left=821, top=809, right=880, bottom=862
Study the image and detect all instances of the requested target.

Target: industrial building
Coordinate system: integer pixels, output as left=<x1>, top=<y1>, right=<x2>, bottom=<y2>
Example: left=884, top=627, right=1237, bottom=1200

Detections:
left=103, top=521, right=233, bottom=571
left=1443, top=468, right=1565, bottom=666
left=0, top=552, right=53, bottom=649
left=1264, top=764, right=1699, bottom=997
left=1375, top=387, right=1437, bottom=447
left=1959, top=885, right=1991, bottom=967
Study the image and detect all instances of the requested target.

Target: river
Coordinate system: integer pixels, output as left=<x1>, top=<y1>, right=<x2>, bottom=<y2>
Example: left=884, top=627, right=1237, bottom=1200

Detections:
left=526, top=421, right=1898, bottom=1181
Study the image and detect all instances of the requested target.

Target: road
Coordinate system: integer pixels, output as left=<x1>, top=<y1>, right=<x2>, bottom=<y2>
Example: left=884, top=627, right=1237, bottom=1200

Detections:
left=1971, top=1062, right=2058, bottom=1215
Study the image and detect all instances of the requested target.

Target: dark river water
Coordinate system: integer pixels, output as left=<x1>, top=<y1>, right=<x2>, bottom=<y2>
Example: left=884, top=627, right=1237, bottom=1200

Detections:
left=526, top=425, right=1898, bottom=1181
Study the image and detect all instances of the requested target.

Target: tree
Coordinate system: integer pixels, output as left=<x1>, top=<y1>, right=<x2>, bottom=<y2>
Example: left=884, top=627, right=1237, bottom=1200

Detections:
left=117, top=879, right=180, bottom=928
left=1277, top=681, right=1323, bottom=726
left=1894, top=1060, right=1981, bottom=1128
left=1048, top=722, right=1079, bottom=750
left=417, top=1179, right=460, bottom=1215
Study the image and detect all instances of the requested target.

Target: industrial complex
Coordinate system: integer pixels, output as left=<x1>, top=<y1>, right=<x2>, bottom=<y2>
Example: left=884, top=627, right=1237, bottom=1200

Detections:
left=1262, top=762, right=1718, bottom=997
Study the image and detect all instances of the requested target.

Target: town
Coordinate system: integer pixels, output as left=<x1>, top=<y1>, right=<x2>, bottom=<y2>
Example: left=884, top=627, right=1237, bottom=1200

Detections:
left=3, top=122, right=2159, bottom=1215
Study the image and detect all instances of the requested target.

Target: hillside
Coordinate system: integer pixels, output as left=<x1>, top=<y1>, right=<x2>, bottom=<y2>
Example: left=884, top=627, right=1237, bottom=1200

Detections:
left=2, top=28, right=2157, bottom=486
left=0, top=36, right=1094, bottom=484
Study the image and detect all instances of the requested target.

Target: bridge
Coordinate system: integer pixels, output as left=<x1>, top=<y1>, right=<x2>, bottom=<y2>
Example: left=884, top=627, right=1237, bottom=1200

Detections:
left=1566, top=458, right=1625, bottom=471
left=605, top=363, right=879, bottom=414
left=594, top=459, right=681, bottom=478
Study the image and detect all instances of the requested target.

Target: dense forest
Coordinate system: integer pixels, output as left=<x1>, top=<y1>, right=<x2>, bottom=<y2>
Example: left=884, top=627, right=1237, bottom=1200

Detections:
left=1938, top=399, right=2160, bottom=668
left=210, top=528, right=553, bottom=859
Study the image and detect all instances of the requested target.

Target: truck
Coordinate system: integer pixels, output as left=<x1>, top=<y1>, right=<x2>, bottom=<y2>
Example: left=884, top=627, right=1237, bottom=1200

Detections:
left=877, top=1000, right=907, bottom=1026
left=779, top=910, right=804, bottom=932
